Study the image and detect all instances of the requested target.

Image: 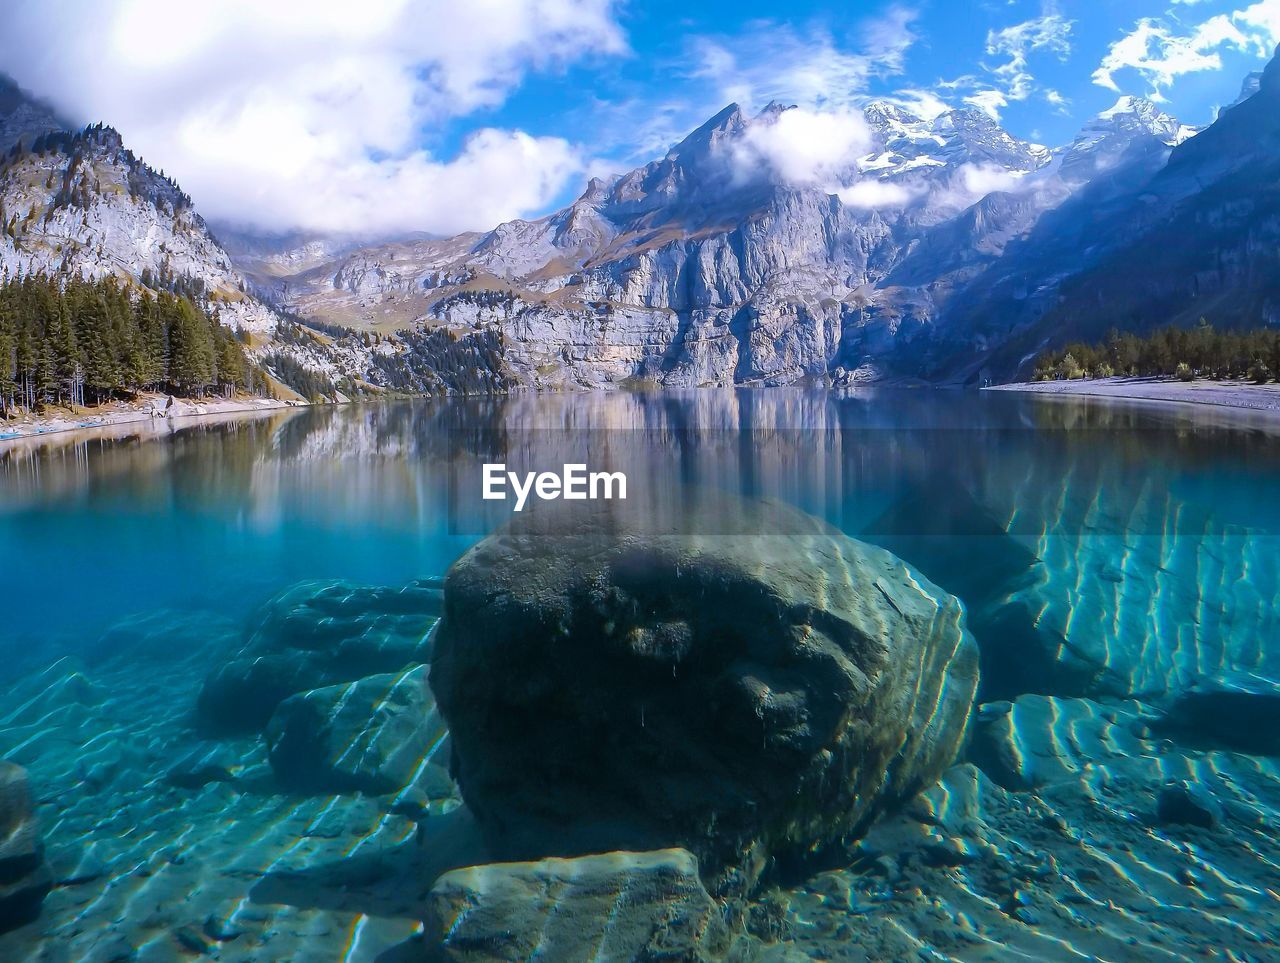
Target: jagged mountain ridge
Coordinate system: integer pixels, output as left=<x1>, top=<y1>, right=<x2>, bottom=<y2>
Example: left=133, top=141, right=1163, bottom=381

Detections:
left=0, top=76, right=387, bottom=398
left=931, top=47, right=1280, bottom=381
left=259, top=90, right=1202, bottom=388
left=6, top=54, right=1270, bottom=393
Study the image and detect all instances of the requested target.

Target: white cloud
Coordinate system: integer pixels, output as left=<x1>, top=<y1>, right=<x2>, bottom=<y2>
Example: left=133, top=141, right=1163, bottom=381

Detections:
left=928, top=163, right=1031, bottom=212
left=928, top=12, right=1073, bottom=122
left=676, top=8, right=925, bottom=211
left=0, top=0, right=626, bottom=236
left=859, top=4, right=922, bottom=76
left=882, top=88, right=952, bottom=120
left=687, top=7, right=920, bottom=113
left=1094, top=1, right=1280, bottom=94
left=1236, top=0, right=1280, bottom=44
left=958, top=164, right=1024, bottom=198
left=963, top=90, right=1010, bottom=119
left=985, top=13, right=1075, bottom=102
left=732, top=108, right=873, bottom=186
left=837, top=179, right=920, bottom=209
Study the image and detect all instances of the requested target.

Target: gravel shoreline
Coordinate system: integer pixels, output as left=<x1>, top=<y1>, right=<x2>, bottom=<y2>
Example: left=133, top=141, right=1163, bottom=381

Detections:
left=986, top=376, right=1280, bottom=415
left=0, top=394, right=306, bottom=448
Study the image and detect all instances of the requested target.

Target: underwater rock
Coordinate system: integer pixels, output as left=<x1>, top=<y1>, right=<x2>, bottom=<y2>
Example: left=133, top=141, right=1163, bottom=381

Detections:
left=265, top=665, right=451, bottom=797
left=862, top=485, right=1059, bottom=701
left=198, top=652, right=337, bottom=734
left=196, top=578, right=440, bottom=733
left=993, top=525, right=1280, bottom=702
left=1152, top=672, right=1280, bottom=755
left=867, top=482, right=1280, bottom=705
left=423, top=849, right=737, bottom=962
left=248, top=578, right=442, bottom=661
left=430, top=496, right=980, bottom=889
left=862, top=485, right=1041, bottom=606
left=1156, top=781, right=1223, bottom=830
left=93, top=609, right=241, bottom=667
left=0, top=761, right=52, bottom=933
left=0, top=656, right=102, bottom=727
left=968, top=694, right=1146, bottom=792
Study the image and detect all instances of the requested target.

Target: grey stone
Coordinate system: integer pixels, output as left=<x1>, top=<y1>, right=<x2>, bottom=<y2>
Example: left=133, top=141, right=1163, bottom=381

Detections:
left=197, top=578, right=440, bottom=733
left=265, top=665, right=451, bottom=797
left=423, top=849, right=736, bottom=962
left=430, top=495, right=979, bottom=889
left=0, top=761, right=51, bottom=933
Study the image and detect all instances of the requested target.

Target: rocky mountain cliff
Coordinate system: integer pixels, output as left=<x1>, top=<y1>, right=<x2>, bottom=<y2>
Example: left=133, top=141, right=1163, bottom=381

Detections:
left=255, top=81, right=1215, bottom=388
left=6, top=50, right=1274, bottom=393
left=0, top=77, right=378, bottom=399
left=0, top=124, right=279, bottom=333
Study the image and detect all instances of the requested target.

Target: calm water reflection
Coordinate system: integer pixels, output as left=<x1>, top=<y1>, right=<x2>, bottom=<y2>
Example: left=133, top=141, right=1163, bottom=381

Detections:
left=2, top=389, right=1278, bottom=673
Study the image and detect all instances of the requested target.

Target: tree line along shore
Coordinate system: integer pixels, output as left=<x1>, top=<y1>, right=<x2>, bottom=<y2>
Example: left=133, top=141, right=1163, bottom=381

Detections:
left=1034, top=321, right=1280, bottom=384
left=0, top=273, right=265, bottom=417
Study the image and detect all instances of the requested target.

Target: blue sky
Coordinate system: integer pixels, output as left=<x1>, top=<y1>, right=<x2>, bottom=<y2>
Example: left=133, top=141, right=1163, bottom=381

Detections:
left=486, top=0, right=1278, bottom=168
left=1, top=0, right=1275, bottom=236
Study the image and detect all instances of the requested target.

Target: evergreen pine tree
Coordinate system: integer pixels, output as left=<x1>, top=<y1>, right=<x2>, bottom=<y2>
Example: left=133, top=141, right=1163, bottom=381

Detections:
left=168, top=296, right=215, bottom=395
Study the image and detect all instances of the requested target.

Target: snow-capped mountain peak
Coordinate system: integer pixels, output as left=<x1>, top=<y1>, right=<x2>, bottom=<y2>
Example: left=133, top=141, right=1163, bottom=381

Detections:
left=1091, top=96, right=1197, bottom=146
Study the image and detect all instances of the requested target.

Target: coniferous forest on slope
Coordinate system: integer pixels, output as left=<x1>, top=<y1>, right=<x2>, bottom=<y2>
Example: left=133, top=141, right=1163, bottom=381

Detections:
left=0, top=274, right=263, bottom=415
left=1035, top=321, right=1280, bottom=383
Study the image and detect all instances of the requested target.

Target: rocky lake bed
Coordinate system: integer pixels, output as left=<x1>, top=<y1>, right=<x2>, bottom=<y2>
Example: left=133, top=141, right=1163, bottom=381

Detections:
left=3, top=482, right=1280, bottom=961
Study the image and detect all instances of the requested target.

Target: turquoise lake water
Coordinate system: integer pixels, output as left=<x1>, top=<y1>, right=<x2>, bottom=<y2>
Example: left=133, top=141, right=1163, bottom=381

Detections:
left=2, top=389, right=1280, bottom=960
left=3, top=390, right=1278, bottom=658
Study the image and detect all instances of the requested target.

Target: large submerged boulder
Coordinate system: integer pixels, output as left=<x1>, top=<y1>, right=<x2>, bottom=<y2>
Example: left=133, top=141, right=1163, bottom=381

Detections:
left=0, top=761, right=51, bottom=933
left=197, top=578, right=442, bottom=733
left=862, top=484, right=1062, bottom=702
left=430, top=496, right=979, bottom=889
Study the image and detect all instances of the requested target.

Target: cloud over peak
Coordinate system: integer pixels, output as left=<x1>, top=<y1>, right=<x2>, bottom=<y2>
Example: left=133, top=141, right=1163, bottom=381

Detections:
left=0, top=0, right=625, bottom=236
left=731, top=107, right=873, bottom=187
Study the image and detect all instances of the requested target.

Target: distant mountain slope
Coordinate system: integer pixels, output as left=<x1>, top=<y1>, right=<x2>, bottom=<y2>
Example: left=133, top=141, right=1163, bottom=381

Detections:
left=0, top=77, right=63, bottom=154
left=0, top=124, right=279, bottom=333
left=934, top=46, right=1280, bottom=382
left=0, top=78, right=387, bottom=399
left=261, top=93, right=1193, bottom=389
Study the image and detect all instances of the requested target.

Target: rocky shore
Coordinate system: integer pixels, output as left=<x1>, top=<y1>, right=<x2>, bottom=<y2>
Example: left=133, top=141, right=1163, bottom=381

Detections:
left=988, top=376, right=1280, bottom=417
left=0, top=394, right=305, bottom=447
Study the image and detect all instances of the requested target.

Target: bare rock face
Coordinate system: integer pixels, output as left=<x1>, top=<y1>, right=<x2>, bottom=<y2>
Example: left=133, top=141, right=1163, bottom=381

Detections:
left=0, top=761, right=51, bottom=933
left=429, top=497, right=980, bottom=890
left=265, top=665, right=453, bottom=800
left=423, top=849, right=737, bottom=962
